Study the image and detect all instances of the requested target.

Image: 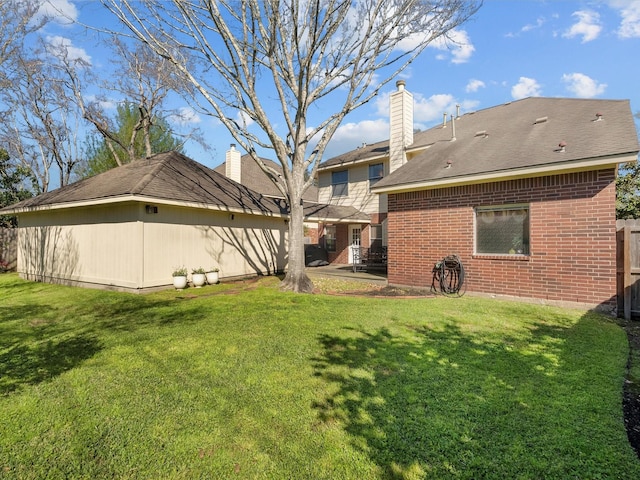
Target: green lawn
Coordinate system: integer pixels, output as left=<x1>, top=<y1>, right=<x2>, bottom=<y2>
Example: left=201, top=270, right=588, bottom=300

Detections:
left=1, top=273, right=639, bottom=479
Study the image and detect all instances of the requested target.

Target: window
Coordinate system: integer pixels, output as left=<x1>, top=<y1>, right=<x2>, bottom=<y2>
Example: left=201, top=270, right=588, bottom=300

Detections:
left=369, top=163, right=384, bottom=188
left=331, top=170, right=348, bottom=197
left=476, top=205, right=529, bottom=255
left=324, top=225, right=337, bottom=251
left=370, top=224, right=383, bottom=250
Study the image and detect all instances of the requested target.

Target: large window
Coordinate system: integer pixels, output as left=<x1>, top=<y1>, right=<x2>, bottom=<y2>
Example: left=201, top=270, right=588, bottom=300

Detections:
left=324, top=225, right=337, bottom=251
left=476, top=205, right=530, bottom=255
left=331, top=170, right=348, bottom=197
left=369, top=163, right=384, bottom=189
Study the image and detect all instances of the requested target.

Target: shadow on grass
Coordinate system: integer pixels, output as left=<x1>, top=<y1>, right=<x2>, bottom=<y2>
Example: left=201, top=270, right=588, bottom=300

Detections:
left=0, top=276, right=221, bottom=395
left=311, top=315, right=624, bottom=478
left=0, top=334, right=102, bottom=395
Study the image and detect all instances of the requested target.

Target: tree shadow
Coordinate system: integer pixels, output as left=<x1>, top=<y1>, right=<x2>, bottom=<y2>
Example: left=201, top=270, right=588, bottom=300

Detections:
left=311, top=313, right=625, bottom=478
left=196, top=223, right=287, bottom=277
left=18, top=225, right=79, bottom=283
left=0, top=279, right=216, bottom=396
left=0, top=333, right=102, bottom=395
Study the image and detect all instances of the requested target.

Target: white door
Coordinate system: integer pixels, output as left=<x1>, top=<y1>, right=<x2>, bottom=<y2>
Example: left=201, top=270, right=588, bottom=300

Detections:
left=348, top=225, right=362, bottom=264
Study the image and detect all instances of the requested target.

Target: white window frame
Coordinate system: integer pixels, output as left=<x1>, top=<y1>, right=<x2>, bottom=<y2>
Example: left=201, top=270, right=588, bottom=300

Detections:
left=368, top=163, right=384, bottom=190
left=331, top=170, right=348, bottom=197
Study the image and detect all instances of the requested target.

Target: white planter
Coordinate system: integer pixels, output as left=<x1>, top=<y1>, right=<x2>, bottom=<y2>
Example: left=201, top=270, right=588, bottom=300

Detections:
left=192, top=273, right=206, bottom=288
left=206, top=271, right=219, bottom=285
left=173, top=275, right=188, bottom=290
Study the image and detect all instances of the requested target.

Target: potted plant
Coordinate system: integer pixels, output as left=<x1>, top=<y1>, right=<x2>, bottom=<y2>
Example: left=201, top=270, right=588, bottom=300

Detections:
left=205, top=267, right=220, bottom=285
left=192, top=267, right=207, bottom=288
left=172, top=266, right=188, bottom=290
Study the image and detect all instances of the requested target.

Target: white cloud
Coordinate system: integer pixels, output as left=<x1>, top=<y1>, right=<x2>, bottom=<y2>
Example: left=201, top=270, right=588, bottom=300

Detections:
left=609, top=0, right=640, bottom=38
left=465, top=79, right=486, bottom=93
left=428, top=29, right=475, bottom=64
left=413, top=93, right=458, bottom=123
left=46, top=35, right=91, bottom=64
left=561, top=73, right=607, bottom=98
left=522, top=16, right=546, bottom=33
left=35, top=0, right=78, bottom=26
left=170, top=107, right=201, bottom=126
left=511, top=77, right=542, bottom=100
left=321, top=119, right=389, bottom=159
left=84, top=94, right=116, bottom=110
left=563, top=10, right=602, bottom=43
left=235, top=110, right=255, bottom=129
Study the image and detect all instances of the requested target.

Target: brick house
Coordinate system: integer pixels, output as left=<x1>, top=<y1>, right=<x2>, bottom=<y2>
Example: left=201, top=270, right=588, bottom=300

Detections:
left=320, top=81, right=639, bottom=308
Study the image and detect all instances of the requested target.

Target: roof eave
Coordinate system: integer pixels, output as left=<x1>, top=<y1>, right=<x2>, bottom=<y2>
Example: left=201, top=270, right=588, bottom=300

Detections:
left=2, top=194, right=287, bottom=218
left=371, top=152, right=638, bottom=195
left=318, top=143, right=433, bottom=172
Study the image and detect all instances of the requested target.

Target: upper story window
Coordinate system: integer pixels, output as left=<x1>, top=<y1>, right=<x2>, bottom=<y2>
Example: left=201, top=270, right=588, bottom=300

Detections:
left=331, top=170, right=348, bottom=197
left=475, top=205, right=530, bottom=255
left=369, top=163, right=384, bottom=188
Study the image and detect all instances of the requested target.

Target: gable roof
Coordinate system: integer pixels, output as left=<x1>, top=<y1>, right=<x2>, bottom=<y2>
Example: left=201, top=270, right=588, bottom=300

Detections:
left=372, top=97, right=639, bottom=193
left=1, top=151, right=288, bottom=216
left=213, top=153, right=319, bottom=202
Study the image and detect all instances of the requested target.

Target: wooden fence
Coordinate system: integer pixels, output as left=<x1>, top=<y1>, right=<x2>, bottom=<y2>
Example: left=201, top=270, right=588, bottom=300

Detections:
left=0, top=228, right=17, bottom=271
left=617, top=219, right=640, bottom=319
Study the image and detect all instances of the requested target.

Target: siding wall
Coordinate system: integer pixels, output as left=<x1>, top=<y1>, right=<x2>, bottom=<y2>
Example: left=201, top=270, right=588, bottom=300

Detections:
left=17, top=202, right=287, bottom=291
left=318, top=165, right=388, bottom=214
left=387, top=169, right=617, bottom=308
left=0, top=228, right=18, bottom=270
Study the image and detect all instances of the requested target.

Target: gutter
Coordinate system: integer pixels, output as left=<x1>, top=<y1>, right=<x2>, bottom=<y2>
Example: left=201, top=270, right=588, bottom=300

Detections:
left=371, top=152, right=638, bottom=195
left=0, top=194, right=288, bottom=219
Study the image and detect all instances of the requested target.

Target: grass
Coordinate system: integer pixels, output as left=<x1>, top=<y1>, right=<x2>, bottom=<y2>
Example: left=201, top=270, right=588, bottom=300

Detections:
left=1, top=273, right=639, bottom=479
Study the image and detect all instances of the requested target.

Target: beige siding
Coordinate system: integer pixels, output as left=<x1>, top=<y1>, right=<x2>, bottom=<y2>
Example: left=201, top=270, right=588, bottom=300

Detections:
left=16, top=202, right=287, bottom=291
left=318, top=164, right=388, bottom=215
left=141, top=205, right=287, bottom=287
left=18, top=203, right=142, bottom=288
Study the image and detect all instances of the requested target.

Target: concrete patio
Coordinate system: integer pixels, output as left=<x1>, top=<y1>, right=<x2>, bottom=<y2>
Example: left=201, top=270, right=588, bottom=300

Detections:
left=306, top=264, right=387, bottom=285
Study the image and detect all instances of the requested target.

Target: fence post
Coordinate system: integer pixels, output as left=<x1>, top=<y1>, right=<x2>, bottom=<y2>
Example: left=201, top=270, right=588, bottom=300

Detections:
left=624, top=225, right=632, bottom=320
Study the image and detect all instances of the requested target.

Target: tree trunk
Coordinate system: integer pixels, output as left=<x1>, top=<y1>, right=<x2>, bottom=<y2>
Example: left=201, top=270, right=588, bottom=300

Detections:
left=280, top=196, right=314, bottom=293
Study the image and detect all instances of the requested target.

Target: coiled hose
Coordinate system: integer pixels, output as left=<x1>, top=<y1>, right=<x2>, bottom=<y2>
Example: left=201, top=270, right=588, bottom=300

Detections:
left=431, top=254, right=465, bottom=296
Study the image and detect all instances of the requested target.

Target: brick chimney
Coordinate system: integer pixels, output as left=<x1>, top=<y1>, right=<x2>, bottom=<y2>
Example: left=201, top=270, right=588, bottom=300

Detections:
left=389, top=80, right=414, bottom=173
left=225, top=144, right=241, bottom=183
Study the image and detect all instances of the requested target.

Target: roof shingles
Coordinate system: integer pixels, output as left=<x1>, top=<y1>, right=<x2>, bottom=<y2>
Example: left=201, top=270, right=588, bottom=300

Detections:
left=320, top=97, right=639, bottom=191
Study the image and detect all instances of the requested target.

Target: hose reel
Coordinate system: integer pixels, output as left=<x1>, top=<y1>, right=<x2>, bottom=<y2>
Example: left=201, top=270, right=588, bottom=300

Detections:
left=431, top=254, right=465, bottom=297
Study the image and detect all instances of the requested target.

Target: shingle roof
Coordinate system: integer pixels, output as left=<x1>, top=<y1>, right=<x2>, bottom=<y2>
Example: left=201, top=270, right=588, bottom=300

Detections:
left=302, top=203, right=370, bottom=223
left=213, top=153, right=319, bottom=202
left=372, top=97, right=639, bottom=191
left=1, top=151, right=287, bottom=216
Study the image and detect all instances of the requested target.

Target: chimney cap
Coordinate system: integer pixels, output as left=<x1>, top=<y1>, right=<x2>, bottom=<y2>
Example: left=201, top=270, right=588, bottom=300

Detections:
left=396, top=79, right=406, bottom=90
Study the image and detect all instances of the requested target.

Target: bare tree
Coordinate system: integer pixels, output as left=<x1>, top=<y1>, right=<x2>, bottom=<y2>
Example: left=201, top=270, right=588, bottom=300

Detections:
left=101, top=0, right=481, bottom=292
left=0, top=0, right=45, bottom=71
left=61, top=37, right=203, bottom=167
left=0, top=38, right=86, bottom=193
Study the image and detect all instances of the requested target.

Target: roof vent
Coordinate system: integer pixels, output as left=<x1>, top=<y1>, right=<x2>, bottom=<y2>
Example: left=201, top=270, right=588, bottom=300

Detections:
left=594, top=112, right=603, bottom=121
left=474, top=130, right=488, bottom=138
left=556, top=141, right=567, bottom=153
left=442, top=112, right=447, bottom=128
left=445, top=159, right=453, bottom=169
left=450, top=114, right=456, bottom=141
left=534, top=116, right=548, bottom=124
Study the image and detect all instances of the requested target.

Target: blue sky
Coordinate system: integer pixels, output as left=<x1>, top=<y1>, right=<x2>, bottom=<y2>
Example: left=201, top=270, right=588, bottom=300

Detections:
left=37, top=0, right=640, bottom=170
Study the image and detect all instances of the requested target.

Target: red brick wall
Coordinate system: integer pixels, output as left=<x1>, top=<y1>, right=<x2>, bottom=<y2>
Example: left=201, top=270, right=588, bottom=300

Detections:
left=387, top=169, right=617, bottom=307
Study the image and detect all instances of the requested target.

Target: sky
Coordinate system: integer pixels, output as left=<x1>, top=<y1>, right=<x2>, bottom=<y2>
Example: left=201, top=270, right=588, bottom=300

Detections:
left=34, top=0, right=640, bottom=171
